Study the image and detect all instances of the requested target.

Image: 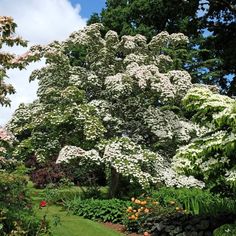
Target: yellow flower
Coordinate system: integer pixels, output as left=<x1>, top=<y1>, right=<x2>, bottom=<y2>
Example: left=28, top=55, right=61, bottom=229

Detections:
left=169, top=200, right=176, bottom=205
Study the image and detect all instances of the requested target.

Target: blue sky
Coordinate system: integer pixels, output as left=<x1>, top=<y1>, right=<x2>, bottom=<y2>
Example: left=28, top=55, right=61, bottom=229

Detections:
left=71, top=0, right=106, bottom=18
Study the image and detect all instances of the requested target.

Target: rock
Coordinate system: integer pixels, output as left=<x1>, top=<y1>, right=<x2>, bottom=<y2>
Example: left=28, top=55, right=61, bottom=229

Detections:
left=196, top=220, right=209, bottom=230
left=204, top=231, right=212, bottom=236
left=165, top=225, right=175, bottom=232
left=171, top=226, right=182, bottom=234
left=176, top=233, right=187, bottom=236
left=189, top=232, right=198, bottom=236
left=185, top=225, right=194, bottom=231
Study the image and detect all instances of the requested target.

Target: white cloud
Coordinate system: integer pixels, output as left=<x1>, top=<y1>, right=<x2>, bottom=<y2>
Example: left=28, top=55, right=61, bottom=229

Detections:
left=0, top=0, right=87, bottom=125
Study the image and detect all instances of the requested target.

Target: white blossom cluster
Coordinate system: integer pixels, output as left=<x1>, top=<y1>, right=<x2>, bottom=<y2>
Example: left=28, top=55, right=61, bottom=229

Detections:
left=56, top=145, right=101, bottom=164
left=0, top=126, right=16, bottom=165
left=183, top=86, right=235, bottom=126
left=56, top=138, right=159, bottom=188
left=143, top=107, right=199, bottom=148
left=225, top=169, right=236, bottom=186
left=56, top=137, right=204, bottom=189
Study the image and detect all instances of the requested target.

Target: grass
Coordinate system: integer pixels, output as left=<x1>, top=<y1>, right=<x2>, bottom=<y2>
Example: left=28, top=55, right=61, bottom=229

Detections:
left=29, top=183, right=122, bottom=236
left=37, top=205, right=122, bottom=236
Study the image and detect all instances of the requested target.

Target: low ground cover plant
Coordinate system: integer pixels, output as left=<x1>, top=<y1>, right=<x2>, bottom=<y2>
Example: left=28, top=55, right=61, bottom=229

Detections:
left=213, top=224, right=236, bottom=236
left=64, top=198, right=130, bottom=223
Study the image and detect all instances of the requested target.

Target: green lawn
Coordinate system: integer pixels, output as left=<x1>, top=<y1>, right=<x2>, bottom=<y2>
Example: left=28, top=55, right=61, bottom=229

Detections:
left=37, top=205, right=122, bottom=236
left=30, top=184, right=122, bottom=236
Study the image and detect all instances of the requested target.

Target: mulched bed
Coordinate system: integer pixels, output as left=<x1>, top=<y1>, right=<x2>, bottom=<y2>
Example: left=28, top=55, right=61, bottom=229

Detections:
left=102, top=222, right=143, bottom=236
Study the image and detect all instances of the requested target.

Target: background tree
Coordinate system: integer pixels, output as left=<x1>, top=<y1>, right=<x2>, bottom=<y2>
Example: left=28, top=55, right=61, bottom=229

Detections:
left=88, top=0, right=236, bottom=95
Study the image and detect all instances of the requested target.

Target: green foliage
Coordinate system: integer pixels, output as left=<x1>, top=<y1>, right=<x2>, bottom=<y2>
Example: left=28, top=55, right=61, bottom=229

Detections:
left=213, top=224, right=236, bottom=236
left=152, top=187, right=236, bottom=216
left=64, top=198, right=129, bottom=223
left=0, top=172, right=46, bottom=235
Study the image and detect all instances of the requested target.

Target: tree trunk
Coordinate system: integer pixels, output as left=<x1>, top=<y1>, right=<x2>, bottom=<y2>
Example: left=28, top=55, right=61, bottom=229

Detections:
left=108, top=167, right=120, bottom=198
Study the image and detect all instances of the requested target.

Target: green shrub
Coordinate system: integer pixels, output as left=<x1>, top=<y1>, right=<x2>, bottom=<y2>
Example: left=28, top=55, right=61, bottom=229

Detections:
left=152, top=187, right=236, bottom=215
left=64, top=198, right=130, bottom=223
left=213, top=224, right=236, bottom=236
left=41, top=187, right=82, bottom=204
left=0, top=172, right=48, bottom=235
left=32, top=186, right=109, bottom=205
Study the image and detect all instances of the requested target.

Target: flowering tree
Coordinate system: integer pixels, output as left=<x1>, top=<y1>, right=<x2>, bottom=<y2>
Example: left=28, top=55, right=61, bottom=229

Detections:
left=173, top=86, right=236, bottom=194
left=8, top=24, right=205, bottom=193
left=0, top=16, right=33, bottom=106
left=0, top=16, right=31, bottom=170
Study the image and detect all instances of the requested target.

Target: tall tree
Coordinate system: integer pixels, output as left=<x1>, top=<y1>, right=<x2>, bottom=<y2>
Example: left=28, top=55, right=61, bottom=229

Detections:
left=88, top=0, right=236, bottom=95
left=8, top=24, right=205, bottom=194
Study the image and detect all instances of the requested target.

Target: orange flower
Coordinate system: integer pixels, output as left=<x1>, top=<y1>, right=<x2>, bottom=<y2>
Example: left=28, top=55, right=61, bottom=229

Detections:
left=134, top=199, right=141, bottom=204
left=140, top=201, right=147, bottom=205
left=130, top=215, right=136, bottom=220
left=144, top=208, right=150, bottom=213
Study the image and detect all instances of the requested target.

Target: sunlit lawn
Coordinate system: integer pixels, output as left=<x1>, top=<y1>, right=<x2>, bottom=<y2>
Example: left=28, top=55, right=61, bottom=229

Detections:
left=29, top=183, right=122, bottom=236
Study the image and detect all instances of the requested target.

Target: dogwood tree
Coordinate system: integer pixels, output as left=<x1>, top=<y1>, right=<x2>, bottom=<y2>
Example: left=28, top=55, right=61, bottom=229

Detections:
left=173, top=86, right=236, bottom=194
left=8, top=24, right=205, bottom=193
